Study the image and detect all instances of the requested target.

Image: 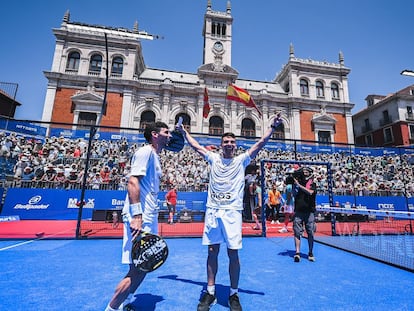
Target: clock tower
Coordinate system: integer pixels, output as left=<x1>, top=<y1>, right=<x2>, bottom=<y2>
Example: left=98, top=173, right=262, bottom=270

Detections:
left=202, top=0, right=233, bottom=67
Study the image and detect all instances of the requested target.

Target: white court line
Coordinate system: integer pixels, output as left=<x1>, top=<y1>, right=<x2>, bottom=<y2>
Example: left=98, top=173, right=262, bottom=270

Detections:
left=0, top=228, right=76, bottom=251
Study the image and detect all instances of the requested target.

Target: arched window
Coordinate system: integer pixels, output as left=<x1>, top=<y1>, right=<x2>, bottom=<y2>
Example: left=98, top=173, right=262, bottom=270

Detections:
left=300, top=79, right=309, bottom=95
left=140, top=110, right=156, bottom=129
left=241, top=118, right=255, bottom=137
left=209, top=116, right=224, bottom=135
left=316, top=80, right=324, bottom=97
left=175, top=113, right=191, bottom=132
left=331, top=82, right=340, bottom=99
left=66, top=51, right=80, bottom=71
left=111, top=56, right=123, bottom=75
left=89, top=54, right=102, bottom=73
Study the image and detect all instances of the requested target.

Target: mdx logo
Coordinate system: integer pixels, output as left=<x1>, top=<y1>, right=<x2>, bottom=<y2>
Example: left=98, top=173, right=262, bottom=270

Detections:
left=67, top=198, right=95, bottom=209
left=378, top=203, right=394, bottom=210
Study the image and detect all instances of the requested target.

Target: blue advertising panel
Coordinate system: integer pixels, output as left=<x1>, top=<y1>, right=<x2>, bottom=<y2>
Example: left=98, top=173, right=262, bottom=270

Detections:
left=1, top=188, right=127, bottom=220
left=1, top=188, right=207, bottom=220
left=317, top=195, right=408, bottom=212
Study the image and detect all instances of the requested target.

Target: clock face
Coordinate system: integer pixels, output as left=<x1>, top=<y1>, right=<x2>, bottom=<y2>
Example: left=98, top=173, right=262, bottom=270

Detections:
left=213, top=41, right=223, bottom=52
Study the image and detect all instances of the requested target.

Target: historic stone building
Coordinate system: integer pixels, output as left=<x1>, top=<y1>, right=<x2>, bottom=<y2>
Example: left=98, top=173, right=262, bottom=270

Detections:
left=42, top=1, right=354, bottom=144
left=353, top=85, right=414, bottom=147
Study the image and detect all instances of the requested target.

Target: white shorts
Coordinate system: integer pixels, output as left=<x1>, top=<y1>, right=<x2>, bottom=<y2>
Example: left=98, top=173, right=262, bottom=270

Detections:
left=202, top=208, right=243, bottom=250
left=121, top=219, right=158, bottom=264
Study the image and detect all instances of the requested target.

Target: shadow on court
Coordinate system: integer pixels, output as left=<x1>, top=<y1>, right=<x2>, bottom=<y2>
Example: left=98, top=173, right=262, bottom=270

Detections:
left=0, top=237, right=413, bottom=310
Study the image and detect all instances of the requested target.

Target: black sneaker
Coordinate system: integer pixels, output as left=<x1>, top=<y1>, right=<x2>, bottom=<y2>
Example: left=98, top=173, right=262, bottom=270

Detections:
left=228, top=293, right=242, bottom=311
left=308, top=253, right=315, bottom=262
left=197, top=292, right=217, bottom=311
left=294, top=253, right=300, bottom=262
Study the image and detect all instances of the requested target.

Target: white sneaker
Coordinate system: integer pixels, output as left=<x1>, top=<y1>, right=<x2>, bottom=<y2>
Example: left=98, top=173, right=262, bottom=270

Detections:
left=271, top=220, right=275, bottom=224
left=279, top=227, right=288, bottom=233
left=276, top=220, right=281, bottom=224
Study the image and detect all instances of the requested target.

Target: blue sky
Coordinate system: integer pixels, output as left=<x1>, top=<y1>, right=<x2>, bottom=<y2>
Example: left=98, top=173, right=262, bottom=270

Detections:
left=1, top=0, right=414, bottom=121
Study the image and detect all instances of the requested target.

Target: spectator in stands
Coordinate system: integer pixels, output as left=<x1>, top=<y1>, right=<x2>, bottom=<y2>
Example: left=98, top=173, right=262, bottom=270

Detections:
left=165, top=186, right=177, bottom=224
left=105, top=121, right=172, bottom=311
left=40, top=163, right=57, bottom=186
left=177, top=115, right=282, bottom=311
left=54, top=168, right=68, bottom=189
left=293, top=167, right=317, bottom=263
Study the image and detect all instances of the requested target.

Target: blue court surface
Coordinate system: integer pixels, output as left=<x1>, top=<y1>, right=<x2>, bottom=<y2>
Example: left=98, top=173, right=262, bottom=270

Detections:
left=0, top=237, right=413, bottom=311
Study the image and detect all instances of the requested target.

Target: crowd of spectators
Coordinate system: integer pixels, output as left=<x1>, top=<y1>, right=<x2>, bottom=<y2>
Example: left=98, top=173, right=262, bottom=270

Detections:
left=1, top=130, right=414, bottom=197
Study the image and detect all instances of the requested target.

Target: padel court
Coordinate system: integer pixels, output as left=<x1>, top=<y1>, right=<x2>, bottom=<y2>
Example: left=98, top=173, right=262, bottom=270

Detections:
left=1, top=235, right=413, bottom=311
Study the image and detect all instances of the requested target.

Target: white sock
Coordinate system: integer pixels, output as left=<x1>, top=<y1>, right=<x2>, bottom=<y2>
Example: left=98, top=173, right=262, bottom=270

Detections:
left=230, top=288, right=238, bottom=296
left=207, top=285, right=215, bottom=295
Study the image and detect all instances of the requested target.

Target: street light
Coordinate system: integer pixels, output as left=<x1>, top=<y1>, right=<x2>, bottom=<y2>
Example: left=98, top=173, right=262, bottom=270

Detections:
left=400, top=69, right=414, bottom=77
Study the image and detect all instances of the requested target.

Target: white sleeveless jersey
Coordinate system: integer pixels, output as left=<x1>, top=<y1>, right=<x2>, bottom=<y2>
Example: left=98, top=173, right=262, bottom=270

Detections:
left=205, top=151, right=251, bottom=210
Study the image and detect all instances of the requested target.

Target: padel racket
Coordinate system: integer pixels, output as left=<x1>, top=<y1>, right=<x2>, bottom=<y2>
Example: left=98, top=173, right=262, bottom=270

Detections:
left=165, top=117, right=184, bottom=152
left=131, top=232, right=169, bottom=272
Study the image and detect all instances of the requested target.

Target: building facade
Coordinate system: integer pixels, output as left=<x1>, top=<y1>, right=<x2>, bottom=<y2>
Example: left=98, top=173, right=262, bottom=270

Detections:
left=353, top=85, right=414, bottom=147
left=42, top=1, right=354, bottom=144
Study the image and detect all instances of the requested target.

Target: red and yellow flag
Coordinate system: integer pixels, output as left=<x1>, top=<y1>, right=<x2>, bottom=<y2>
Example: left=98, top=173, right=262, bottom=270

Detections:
left=203, top=87, right=210, bottom=118
left=226, top=84, right=262, bottom=117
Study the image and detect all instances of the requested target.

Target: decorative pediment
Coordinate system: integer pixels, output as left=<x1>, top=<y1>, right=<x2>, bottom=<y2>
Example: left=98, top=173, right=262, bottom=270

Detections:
left=312, top=113, right=337, bottom=125
left=71, top=91, right=104, bottom=113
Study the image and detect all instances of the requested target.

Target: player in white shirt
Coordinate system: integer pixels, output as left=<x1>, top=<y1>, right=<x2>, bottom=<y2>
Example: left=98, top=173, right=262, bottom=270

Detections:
left=105, top=122, right=171, bottom=311
left=177, top=114, right=282, bottom=311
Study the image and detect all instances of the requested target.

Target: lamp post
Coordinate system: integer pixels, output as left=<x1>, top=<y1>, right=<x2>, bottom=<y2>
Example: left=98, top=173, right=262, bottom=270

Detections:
left=74, top=25, right=162, bottom=238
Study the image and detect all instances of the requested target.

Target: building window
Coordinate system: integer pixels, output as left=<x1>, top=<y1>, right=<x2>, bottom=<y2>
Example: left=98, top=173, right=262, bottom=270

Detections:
left=316, top=81, right=324, bottom=97
left=272, top=122, right=285, bottom=140
left=77, top=112, right=97, bottom=129
left=318, top=131, right=331, bottom=143
left=300, top=79, right=309, bottom=96
left=140, top=110, right=156, bottom=129
left=383, top=127, right=393, bottom=143
left=241, top=118, right=255, bottom=137
left=211, top=22, right=226, bottom=37
left=409, top=124, right=414, bottom=139
left=331, top=82, right=340, bottom=99
left=111, top=57, right=123, bottom=75
left=89, top=54, right=102, bottom=73
left=365, top=134, right=373, bottom=146
left=176, top=113, right=191, bottom=132
left=66, top=51, right=80, bottom=71
left=209, top=116, right=224, bottom=135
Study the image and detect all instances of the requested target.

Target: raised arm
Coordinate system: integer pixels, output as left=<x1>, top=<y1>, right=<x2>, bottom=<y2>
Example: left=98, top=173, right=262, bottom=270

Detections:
left=248, top=113, right=282, bottom=159
left=177, top=124, right=209, bottom=158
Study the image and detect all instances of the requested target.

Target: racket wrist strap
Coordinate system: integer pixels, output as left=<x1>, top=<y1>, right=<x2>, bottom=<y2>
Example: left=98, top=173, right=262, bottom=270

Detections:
left=130, top=202, right=143, bottom=216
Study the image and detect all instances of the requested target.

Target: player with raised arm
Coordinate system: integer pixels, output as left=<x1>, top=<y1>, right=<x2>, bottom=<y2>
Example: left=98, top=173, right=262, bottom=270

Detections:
left=177, top=114, right=282, bottom=311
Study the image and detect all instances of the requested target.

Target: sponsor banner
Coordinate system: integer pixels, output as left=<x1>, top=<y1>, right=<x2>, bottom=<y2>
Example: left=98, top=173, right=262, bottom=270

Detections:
left=0, top=119, right=47, bottom=137
left=1, top=189, right=208, bottom=220
left=319, top=195, right=408, bottom=212
left=0, top=215, right=20, bottom=222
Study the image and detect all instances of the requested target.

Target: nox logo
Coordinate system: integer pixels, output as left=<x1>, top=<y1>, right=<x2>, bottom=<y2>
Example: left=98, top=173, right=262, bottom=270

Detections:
left=378, top=203, right=394, bottom=210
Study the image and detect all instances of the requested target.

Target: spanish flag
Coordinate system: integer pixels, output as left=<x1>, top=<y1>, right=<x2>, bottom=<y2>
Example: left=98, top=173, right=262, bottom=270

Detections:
left=226, top=84, right=262, bottom=117
left=203, top=87, right=210, bottom=118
